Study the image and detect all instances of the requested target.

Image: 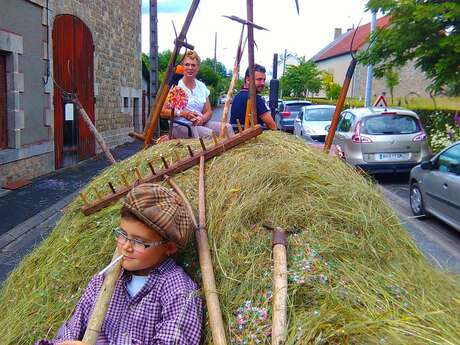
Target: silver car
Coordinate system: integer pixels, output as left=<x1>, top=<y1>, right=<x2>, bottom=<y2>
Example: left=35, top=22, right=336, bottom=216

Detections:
left=293, top=105, right=335, bottom=143
left=275, top=100, right=312, bottom=133
left=409, top=141, right=460, bottom=231
left=332, top=107, right=430, bottom=173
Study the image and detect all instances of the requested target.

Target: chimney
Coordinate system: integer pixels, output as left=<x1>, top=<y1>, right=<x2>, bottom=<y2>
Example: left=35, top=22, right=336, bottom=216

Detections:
left=334, top=28, right=342, bottom=40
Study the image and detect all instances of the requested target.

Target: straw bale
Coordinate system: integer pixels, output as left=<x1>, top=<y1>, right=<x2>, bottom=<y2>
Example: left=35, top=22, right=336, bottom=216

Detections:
left=0, top=132, right=459, bottom=344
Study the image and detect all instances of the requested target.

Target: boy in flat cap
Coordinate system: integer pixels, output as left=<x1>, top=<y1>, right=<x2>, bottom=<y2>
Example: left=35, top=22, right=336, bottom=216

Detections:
left=37, top=183, right=202, bottom=345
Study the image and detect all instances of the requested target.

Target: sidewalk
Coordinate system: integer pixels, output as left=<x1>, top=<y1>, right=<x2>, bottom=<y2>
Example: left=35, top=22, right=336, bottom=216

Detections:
left=0, top=140, right=143, bottom=282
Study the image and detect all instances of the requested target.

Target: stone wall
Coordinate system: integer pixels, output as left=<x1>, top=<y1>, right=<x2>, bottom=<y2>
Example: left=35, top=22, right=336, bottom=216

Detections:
left=353, top=59, right=431, bottom=101
left=50, top=0, right=142, bottom=147
left=0, top=0, right=53, bottom=186
left=0, top=0, right=141, bottom=186
left=1, top=151, right=53, bottom=185
left=316, top=54, right=432, bottom=101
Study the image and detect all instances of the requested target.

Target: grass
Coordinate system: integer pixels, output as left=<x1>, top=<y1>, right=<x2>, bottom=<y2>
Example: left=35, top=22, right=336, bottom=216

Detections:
left=0, top=132, right=459, bottom=344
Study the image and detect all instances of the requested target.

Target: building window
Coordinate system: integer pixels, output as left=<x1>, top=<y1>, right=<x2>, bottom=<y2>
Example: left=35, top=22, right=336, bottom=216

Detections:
left=123, top=97, right=129, bottom=108
left=0, top=52, right=7, bottom=149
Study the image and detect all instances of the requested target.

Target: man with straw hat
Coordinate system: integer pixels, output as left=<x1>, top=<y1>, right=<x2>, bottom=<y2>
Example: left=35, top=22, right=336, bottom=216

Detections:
left=36, top=183, right=202, bottom=345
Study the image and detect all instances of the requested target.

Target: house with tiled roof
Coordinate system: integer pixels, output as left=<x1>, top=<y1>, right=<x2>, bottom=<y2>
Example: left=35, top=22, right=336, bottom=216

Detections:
left=312, top=15, right=432, bottom=101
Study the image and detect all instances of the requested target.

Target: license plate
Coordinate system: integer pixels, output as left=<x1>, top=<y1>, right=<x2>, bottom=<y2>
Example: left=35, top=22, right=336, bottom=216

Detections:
left=375, top=153, right=410, bottom=161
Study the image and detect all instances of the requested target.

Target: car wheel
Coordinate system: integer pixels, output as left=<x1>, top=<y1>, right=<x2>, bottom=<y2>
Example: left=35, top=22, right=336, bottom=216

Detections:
left=410, top=182, right=427, bottom=217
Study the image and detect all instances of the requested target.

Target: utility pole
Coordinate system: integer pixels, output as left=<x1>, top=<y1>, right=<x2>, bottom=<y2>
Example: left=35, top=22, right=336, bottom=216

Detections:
left=149, top=0, right=159, bottom=136
left=213, top=32, right=217, bottom=71
left=280, top=49, right=287, bottom=98
left=282, top=49, right=287, bottom=76
left=364, top=11, right=376, bottom=107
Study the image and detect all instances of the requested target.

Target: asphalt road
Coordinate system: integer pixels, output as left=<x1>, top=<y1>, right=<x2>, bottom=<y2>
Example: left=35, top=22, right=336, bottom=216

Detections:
left=377, top=173, right=460, bottom=273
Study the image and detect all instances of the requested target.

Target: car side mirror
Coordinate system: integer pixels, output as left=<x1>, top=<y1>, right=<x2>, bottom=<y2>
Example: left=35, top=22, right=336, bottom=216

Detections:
left=452, top=164, right=460, bottom=175
left=420, top=160, right=434, bottom=170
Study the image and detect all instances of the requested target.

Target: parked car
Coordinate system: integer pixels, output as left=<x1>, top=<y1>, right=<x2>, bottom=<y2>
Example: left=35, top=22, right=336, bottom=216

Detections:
left=293, top=105, right=335, bottom=143
left=409, top=141, right=460, bottom=231
left=275, top=100, right=312, bottom=132
left=218, top=95, right=231, bottom=105
left=332, top=107, right=430, bottom=173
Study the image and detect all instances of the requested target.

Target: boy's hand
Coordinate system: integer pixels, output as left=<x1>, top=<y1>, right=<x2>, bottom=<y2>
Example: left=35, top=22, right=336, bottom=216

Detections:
left=57, top=341, right=87, bottom=345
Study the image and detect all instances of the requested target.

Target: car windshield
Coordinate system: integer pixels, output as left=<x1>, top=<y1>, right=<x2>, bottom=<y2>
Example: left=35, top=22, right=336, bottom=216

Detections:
left=361, top=114, right=420, bottom=135
left=304, top=108, right=334, bottom=121
left=286, top=103, right=310, bottom=112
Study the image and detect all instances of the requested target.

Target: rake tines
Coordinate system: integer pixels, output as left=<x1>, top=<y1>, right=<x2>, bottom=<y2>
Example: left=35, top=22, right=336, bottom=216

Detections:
left=80, top=125, right=263, bottom=216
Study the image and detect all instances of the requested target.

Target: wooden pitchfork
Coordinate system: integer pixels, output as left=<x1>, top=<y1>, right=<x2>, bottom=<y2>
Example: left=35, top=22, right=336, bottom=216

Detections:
left=166, top=157, right=227, bottom=345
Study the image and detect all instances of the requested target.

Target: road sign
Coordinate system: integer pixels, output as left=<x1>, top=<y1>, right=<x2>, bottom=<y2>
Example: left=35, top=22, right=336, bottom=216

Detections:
left=373, top=95, right=388, bottom=108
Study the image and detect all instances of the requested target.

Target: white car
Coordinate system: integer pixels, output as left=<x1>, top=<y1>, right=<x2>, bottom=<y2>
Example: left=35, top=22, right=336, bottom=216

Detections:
left=293, top=105, right=335, bottom=143
left=218, top=95, right=229, bottom=105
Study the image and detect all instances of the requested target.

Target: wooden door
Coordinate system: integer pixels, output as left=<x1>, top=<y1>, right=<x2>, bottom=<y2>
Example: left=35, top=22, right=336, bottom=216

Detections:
left=0, top=52, right=7, bottom=149
left=52, top=15, right=95, bottom=169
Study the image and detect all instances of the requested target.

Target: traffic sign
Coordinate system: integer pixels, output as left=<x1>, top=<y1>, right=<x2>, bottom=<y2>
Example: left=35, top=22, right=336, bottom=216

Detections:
left=373, top=95, right=388, bottom=108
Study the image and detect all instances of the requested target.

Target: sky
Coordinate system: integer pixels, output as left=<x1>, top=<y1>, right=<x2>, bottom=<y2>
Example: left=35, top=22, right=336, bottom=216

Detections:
left=141, top=0, right=375, bottom=77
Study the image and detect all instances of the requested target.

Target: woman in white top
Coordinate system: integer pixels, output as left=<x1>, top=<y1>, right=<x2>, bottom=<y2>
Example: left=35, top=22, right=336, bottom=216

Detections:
left=161, top=50, right=234, bottom=139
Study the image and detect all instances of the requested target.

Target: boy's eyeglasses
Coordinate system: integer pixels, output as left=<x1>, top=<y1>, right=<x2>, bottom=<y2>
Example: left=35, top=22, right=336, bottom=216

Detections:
left=112, top=227, right=167, bottom=251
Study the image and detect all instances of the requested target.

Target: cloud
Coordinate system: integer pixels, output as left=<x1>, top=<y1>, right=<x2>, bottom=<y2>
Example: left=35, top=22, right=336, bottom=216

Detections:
left=141, top=0, right=192, bottom=14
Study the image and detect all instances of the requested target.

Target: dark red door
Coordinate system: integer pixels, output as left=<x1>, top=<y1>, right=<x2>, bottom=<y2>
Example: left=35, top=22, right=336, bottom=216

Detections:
left=52, top=15, right=95, bottom=169
left=0, top=52, right=7, bottom=149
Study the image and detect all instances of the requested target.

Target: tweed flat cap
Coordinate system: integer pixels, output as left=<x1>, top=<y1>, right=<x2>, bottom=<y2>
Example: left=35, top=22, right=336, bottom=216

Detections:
left=122, top=183, right=193, bottom=248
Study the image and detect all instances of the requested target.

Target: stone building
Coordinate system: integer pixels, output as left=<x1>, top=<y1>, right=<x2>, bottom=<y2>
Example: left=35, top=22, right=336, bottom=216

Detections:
left=312, top=15, right=432, bottom=102
left=0, top=0, right=142, bottom=186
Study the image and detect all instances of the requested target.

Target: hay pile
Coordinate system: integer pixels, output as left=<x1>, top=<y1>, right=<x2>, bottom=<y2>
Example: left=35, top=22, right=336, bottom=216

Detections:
left=0, top=132, right=459, bottom=344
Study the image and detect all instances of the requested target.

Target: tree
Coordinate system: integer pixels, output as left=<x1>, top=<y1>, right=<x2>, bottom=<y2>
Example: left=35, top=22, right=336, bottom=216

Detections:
left=360, top=1, right=460, bottom=95
left=280, top=58, right=322, bottom=98
left=383, top=69, right=399, bottom=104
left=321, top=71, right=341, bottom=100
left=141, top=52, right=151, bottom=71
left=158, top=50, right=172, bottom=71
left=202, top=58, right=227, bottom=78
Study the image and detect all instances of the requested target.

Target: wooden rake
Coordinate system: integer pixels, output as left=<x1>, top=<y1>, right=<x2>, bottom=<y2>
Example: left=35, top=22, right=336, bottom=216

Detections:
left=80, top=125, right=263, bottom=216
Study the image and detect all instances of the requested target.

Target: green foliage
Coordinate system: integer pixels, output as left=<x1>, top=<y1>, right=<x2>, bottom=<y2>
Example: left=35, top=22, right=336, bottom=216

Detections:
left=326, top=83, right=342, bottom=100
left=158, top=50, right=172, bottom=71
left=141, top=53, right=151, bottom=71
left=383, top=69, right=400, bottom=103
left=361, top=0, right=460, bottom=95
left=415, top=110, right=460, bottom=152
left=197, top=64, right=219, bottom=87
left=321, top=71, right=341, bottom=100
left=201, top=58, right=227, bottom=78
left=280, top=58, right=322, bottom=98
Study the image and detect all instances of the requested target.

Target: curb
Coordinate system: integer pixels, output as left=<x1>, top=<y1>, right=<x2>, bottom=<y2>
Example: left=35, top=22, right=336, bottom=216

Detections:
left=0, top=191, right=79, bottom=251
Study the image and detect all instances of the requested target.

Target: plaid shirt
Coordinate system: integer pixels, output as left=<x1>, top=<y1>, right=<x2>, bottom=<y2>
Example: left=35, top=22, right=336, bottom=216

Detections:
left=37, top=258, right=202, bottom=345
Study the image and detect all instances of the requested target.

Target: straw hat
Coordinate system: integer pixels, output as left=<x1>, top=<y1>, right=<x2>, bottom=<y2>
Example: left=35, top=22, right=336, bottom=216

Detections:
left=122, top=183, right=193, bottom=248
